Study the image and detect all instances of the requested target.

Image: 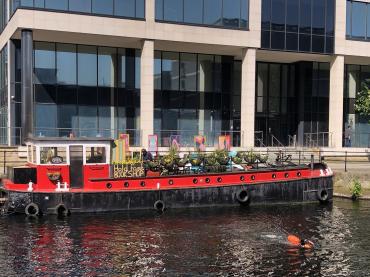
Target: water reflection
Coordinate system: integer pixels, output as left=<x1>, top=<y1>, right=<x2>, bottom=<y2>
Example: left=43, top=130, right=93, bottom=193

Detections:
left=1, top=200, right=370, bottom=276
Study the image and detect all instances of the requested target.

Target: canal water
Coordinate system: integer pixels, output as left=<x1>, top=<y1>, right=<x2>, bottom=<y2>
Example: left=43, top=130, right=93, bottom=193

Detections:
left=0, top=199, right=369, bottom=276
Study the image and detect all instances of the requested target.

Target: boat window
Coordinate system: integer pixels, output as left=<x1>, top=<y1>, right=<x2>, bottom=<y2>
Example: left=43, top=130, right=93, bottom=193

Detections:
left=40, top=147, right=67, bottom=164
left=86, top=146, right=106, bottom=164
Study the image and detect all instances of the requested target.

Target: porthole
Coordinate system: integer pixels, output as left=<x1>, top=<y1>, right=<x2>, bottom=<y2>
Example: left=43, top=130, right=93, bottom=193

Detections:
left=251, top=175, right=256, bottom=180
left=297, top=172, right=301, bottom=177
left=140, top=181, right=146, bottom=187
left=272, top=174, right=276, bottom=179
left=217, top=177, right=222, bottom=183
left=193, top=178, right=198, bottom=184
left=240, top=176, right=245, bottom=181
left=106, top=183, right=112, bottom=189
left=285, top=173, right=289, bottom=178
left=169, top=179, right=174, bottom=185
left=205, top=178, right=210, bottom=183
left=124, top=182, right=129, bottom=188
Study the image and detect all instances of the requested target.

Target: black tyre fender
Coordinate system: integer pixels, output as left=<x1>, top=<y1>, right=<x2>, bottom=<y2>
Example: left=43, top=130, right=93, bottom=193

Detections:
left=236, top=189, right=250, bottom=205
left=56, top=203, right=70, bottom=217
left=25, top=203, right=40, bottom=217
left=154, top=200, right=165, bottom=212
left=317, top=188, right=329, bottom=203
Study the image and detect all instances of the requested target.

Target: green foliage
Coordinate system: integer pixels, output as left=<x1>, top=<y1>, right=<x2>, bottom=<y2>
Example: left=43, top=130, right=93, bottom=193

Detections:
left=350, top=178, right=362, bottom=200
left=355, top=81, right=370, bottom=122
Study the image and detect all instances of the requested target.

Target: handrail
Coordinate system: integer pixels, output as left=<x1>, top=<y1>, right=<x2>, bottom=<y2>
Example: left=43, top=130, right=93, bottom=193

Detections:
left=288, top=135, right=297, bottom=148
left=271, top=134, right=285, bottom=149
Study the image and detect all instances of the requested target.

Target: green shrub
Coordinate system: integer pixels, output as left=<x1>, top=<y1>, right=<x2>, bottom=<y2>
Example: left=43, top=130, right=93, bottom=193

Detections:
left=350, top=178, right=362, bottom=200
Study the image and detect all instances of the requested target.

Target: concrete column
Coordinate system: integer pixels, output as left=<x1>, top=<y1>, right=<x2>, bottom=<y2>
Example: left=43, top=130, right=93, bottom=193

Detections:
left=329, top=55, right=345, bottom=149
left=241, top=48, right=256, bottom=148
left=21, top=29, right=33, bottom=143
left=140, top=39, right=154, bottom=148
left=146, top=0, right=155, bottom=23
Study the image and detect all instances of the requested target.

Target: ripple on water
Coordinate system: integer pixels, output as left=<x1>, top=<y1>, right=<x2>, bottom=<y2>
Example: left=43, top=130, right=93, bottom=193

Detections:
left=1, top=199, right=370, bottom=276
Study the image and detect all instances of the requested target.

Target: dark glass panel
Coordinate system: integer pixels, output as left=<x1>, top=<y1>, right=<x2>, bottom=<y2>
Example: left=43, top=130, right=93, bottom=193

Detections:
left=367, top=4, right=370, bottom=39
left=204, top=0, right=222, bottom=25
left=261, top=30, right=271, bottom=48
left=77, top=45, right=97, bottom=87
left=56, top=43, right=76, bottom=85
left=34, top=0, right=45, bottom=8
left=312, top=0, right=325, bottom=35
left=78, top=104, right=98, bottom=136
left=163, top=0, right=183, bottom=22
left=98, top=47, right=116, bottom=87
left=114, top=0, right=135, bottom=17
left=223, top=0, right=240, bottom=28
left=326, top=0, right=335, bottom=36
left=125, top=49, right=136, bottom=89
left=155, top=0, right=163, bottom=20
left=69, top=0, right=91, bottom=13
left=57, top=85, right=77, bottom=104
left=312, top=35, right=325, bottom=53
left=346, top=0, right=351, bottom=37
left=57, top=104, right=78, bottom=133
left=136, top=0, right=145, bottom=18
left=299, top=34, right=311, bottom=52
left=180, top=53, right=197, bottom=92
left=325, top=36, right=333, bottom=53
left=183, top=0, right=202, bottom=24
left=35, top=104, right=57, bottom=131
left=286, top=0, right=298, bottom=32
left=351, top=1, right=366, bottom=39
left=240, top=0, right=248, bottom=28
left=92, top=0, right=113, bottom=15
left=14, top=40, right=21, bottom=82
left=34, top=84, right=56, bottom=103
left=286, top=32, right=298, bottom=51
left=154, top=51, right=161, bottom=90
left=271, top=0, right=285, bottom=31
left=34, top=42, right=56, bottom=84
left=135, top=49, right=141, bottom=89
left=20, top=0, right=33, bottom=7
left=261, top=0, right=271, bottom=30
left=162, top=52, right=179, bottom=91
left=271, top=31, right=285, bottom=50
left=300, top=0, right=311, bottom=34
left=198, top=54, right=214, bottom=92
left=78, top=86, right=97, bottom=106
left=14, top=83, right=21, bottom=102
left=44, top=0, right=67, bottom=10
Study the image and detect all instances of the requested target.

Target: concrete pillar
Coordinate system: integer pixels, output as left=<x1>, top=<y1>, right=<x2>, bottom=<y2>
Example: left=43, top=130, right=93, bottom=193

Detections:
left=329, top=55, right=345, bottom=148
left=140, top=39, right=154, bottom=148
left=241, top=48, right=256, bottom=148
left=21, top=29, right=33, bottom=143
left=146, top=0, right=155, bottom=23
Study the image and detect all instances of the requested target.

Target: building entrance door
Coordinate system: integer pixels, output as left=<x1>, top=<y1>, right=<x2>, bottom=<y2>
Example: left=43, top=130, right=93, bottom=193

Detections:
left=70, top=145, right=83, bottom=188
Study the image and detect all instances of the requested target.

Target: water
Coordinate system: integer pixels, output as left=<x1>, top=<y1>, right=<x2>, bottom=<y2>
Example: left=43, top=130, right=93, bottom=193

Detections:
left=1, top=199, right=369, bottom=276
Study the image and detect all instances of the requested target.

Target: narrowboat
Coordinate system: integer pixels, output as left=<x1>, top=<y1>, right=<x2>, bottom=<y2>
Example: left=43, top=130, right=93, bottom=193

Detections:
left=0, top=138, right=333, bottom=217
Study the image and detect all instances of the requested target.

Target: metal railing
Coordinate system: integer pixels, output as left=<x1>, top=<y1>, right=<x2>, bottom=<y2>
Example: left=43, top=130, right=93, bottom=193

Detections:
left=0, top=127, right=22, bottom=146
left=304, top=132, right=332, bottom=148
left=254, top=131, right=265, bottom=147
left=271, top=134, right=285, bottom=148
left=156, top=130, right=243, bottom=148
left=343, top=132, right=370, bottom=148
left=288, top=135, right=297, bottom=148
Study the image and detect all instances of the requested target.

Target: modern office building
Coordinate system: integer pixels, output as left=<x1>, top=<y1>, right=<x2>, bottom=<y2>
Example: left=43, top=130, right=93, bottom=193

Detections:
left=0, top=0, right=369, bottom=149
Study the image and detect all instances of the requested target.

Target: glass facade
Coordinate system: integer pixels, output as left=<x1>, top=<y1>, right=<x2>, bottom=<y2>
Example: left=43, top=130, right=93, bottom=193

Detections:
left=155, top=0, right=249, bottom=29
left=154, top=51, right=241, bottom=147
left=9, top=0, right=145, bottom=19
left=255, top=62, right=330, bottom=147
left=343, top=65, right=370, bottom=147
left=1, top=0, right=8, bottom=33
left=346, top=0, right=370, bottom=41
left=0, top=45, right=7, bottom=144
left=13, top=40, right=141, bottom=145
left=261, top=0, right=335, bottom=54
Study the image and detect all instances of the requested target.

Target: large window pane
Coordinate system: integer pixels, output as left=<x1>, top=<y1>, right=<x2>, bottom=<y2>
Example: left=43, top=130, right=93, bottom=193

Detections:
left=180, top=53, right=197, bottom=91
left=155, top=0, right=163, bottom=20
left=92, top=0, right=113, bottom=15
left=98, top=47, right=116, bottom=87
left=198, top=55, right=213, bottom=92
left=261, top=0, right=271, bottom=30
left=312, top=0, right=325, bottom=35
left=351, top=1, right=366, bottom=39
left=367, top=4, right=370, bottom=39
left=117, top=48, right=126, bottom=88
left=162, top=52, right=179, bottom=91
left=163, top=0, right=183, bottom=22
left=271, top=31, right=285, bottom=50
left=271, top=0, right=285, bottom=31
left=20, top=0, right=33, bottom=7
left=154, top=51, right=162, bottom=90
left=184, top=0, right=202, bottom=24
left=286, top=33, right=298, bottom=51
left=35, top=104, right=57, bottom=132
left=34, top=42, right=56, bottom=84
left=346, top=1, right=351, bottom=37
left=204, top=0, right=222, bottom=25
left=240, top=0, right=248, bottom=28
left=69, top=0, right=91, bottom=13
left=44, top=0, right=68, bottom=10
left=78, top=45, right=97, bottom=86
left=56, top=44, right=76, bottom=85
left=136, top=0, right=145, bottom=18
left=286, top=0, right=298, bottom=32
left=223, top=0, right=240, bottom=28
left=300, top=0, right=311, bottom=34
left=135, top=49, right=141, bottom=89
left=326, top=0, right=335, bottom=36
left=34, top=0, right=45, bottom=8
left=114, top=0, right=135, bottom=17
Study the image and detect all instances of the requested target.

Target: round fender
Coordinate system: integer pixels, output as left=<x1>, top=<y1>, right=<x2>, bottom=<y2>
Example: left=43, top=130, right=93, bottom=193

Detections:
left=317, top=188, right=329, bottom=204
left=236, top=189, right=250, bottom=205
left=154, top=200, right=165, bottom=212
left=56, top=204, right=70, bottom=217
left=25, top=203, right=40, bottom=217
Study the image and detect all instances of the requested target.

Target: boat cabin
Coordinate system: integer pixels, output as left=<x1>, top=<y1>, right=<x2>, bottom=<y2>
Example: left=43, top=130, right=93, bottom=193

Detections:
left=13, top=138, right=113, bottom=191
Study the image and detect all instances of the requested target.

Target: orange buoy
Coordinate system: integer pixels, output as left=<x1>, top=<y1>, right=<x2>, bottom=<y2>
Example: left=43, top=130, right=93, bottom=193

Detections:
left=287, top=235, right=301, bottom=246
